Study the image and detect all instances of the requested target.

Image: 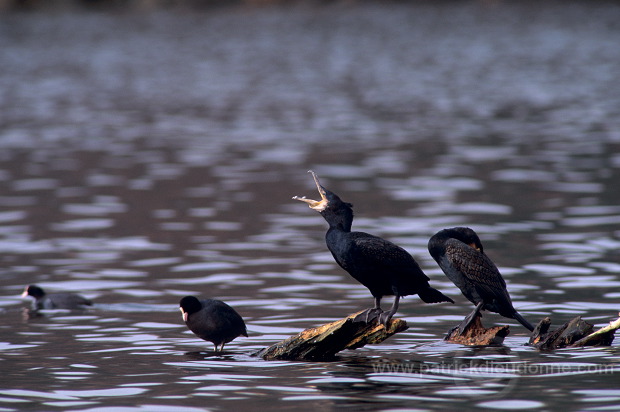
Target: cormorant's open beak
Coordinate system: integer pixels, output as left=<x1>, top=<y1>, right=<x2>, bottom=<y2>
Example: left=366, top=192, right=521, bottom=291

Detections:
left=292, top=170, right=329, bottom=211
left=180, top=308, right=188, bottom=322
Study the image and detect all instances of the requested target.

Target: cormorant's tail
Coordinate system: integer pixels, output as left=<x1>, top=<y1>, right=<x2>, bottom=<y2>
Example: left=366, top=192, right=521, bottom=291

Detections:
left=513, top=311, right=534, bottom=332
left=418, top=287, right=454, bottom=304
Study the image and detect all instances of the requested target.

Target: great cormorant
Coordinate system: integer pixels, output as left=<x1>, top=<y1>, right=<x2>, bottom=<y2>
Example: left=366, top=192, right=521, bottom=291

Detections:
left=294, top=171, right=454, bottom=325
left=428, top=227, right=534, bottom=332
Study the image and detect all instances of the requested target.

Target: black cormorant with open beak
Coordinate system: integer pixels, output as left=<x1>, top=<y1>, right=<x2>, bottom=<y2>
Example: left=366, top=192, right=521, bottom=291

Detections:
left=294, top=171, right=454, bottom=326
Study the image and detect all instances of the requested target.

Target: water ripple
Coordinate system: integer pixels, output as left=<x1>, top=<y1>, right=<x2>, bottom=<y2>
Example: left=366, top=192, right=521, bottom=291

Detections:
left=0, top=4, right=619, bottom=412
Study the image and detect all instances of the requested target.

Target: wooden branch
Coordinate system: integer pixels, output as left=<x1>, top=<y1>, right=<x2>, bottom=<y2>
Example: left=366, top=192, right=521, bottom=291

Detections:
left=256, top=311, right=619, bottom=359
left=256, top=311, right=408, bottom=361
left=444, top=312, right=510, bottom=345
left=529, top=316, right=593, bottom=350
left=529, top=314, right=620, bottom=350
left=570, top=314, right=620, bottom=348
left=528, top=316, right=552, bottom=346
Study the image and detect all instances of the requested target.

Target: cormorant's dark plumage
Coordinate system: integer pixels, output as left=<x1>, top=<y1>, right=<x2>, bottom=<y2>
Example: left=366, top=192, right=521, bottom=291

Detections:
left=428, top=227, right=534, bottom=332
left=179, top=296, right=248, bottom=352
left=21, top=284, right=93, bottom=310
left=294, top=171, right=454, bottom=325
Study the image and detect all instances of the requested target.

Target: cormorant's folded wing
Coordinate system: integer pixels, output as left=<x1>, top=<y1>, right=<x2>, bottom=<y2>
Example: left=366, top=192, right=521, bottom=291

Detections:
left=444, top=238, right=507, bottom=299
left=349, top=232, right=429, bottom=281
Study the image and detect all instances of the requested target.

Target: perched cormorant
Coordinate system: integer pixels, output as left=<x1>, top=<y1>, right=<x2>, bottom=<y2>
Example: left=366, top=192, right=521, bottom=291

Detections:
left=428, top=227, right=534, bottom=332
left=179, top=296, right=248, bottom=352
left=293, top=171, right=454, bottom=326
left=21, top=284, right=93, bottom=310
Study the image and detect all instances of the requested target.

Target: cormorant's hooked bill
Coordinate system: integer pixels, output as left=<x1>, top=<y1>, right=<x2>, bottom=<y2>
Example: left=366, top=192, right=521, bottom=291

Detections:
left=292, top=170, right=329, bottom=211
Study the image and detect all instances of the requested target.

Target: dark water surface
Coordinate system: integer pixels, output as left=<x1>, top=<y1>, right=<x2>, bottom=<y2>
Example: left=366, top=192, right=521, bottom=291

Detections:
left=1, top=2, right=620, bottom=411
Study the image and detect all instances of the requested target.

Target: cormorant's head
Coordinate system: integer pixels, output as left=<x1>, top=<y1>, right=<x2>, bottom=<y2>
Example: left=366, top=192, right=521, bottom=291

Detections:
left=450, top=227, right=484, bottom=252
left=292, top=170, right=352, bottom=213
left=22, top=285, right=45, bottom=299
left=293, top=171, right=354, bottom=231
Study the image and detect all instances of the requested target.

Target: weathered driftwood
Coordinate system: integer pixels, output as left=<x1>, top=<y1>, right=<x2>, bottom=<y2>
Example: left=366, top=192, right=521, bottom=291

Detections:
left=444, top=312, right=510, bottom=345
left=529, top=314, right=620, bottom=350
left=256, top=311, right=408, bottom=361
left=529, top=316, right=591, bottom=350
left=256, top=311, right=619, bottom=360
left=571, top=314, right=620, bottom=347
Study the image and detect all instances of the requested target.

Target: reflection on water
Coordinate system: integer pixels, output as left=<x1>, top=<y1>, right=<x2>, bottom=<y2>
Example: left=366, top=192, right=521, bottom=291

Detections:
left=1, top=2, right=620, bottom=411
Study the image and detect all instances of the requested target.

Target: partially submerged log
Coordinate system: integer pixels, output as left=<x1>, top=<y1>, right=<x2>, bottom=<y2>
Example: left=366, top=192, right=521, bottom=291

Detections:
left=529, top=316, right=592, bottom=350
left=256, top=311, right=619, bottom=360
left=529, top=314, right=620, bottom=350
left=444, top=312, right=510, bottom=345
left=445, top=312, right=620, bottom=348
left=257, top=311, right=408, bottom=361
left=570, top=315, right=620, bottom=347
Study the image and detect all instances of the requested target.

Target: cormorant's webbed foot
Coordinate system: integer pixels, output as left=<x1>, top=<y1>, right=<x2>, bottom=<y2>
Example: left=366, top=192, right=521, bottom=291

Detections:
left=456, top=301, right=484, bottom=334
left=444, top=316, right=476, bottom=339
left=456, top=316, right=475, bottom=335
left=378, top=296, right=400, bottom=327
left=444, top=325, right=459, bottom=339
left=353, top=307, right=383, bottom=324
left=378, top=310, right=394, bottom=326
left=353, top=297, right=383, bottom=324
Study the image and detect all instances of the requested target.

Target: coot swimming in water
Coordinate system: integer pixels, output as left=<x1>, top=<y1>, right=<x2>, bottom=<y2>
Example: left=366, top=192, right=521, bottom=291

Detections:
left=179, top=296, right=248, bottom=352
left=428, top=227, right=534, bottom=332
left=21, top=284, right=93, bottom=310
left=293, top=171, right=453, bottom=325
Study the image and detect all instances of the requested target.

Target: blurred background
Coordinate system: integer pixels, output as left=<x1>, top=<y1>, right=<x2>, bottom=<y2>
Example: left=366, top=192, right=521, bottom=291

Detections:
left=0, top=1, right=619, bottom=411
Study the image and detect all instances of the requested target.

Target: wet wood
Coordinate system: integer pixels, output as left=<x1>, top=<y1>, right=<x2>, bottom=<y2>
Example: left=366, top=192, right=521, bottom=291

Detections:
left=528, top=316, right=552, bottom=346
left=444, top=312, right=510, bottom=345
left=257, top=311, right=408, bottom=361
left=257, top=312, right=619, bottom=359
left=570, top=314, right=620, bottom=347
left=529, top=314, right=620, bottom=350
left=529, top=316, right=592, bottom=350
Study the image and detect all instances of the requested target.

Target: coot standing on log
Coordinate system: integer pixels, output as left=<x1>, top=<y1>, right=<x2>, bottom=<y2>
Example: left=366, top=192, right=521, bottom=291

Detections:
left=22, top=284, right=93, bottom=310
left=428, top=227, right=534, bottom=332
left=179, top=296, right=248, bottom=352
left=293, top=171, right=454, bottom=326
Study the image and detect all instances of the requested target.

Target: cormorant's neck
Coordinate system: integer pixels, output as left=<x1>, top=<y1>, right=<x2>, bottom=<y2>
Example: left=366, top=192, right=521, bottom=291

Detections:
left=321, top=208, right=353, bottom=232
left=330, top=220, right=352, bottom=232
